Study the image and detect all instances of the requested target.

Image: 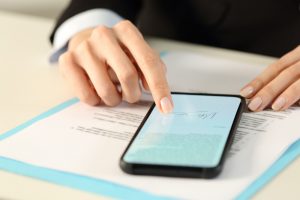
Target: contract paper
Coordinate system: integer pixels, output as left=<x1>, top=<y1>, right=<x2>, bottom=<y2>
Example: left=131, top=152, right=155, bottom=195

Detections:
left=0, top=51, right=299, bottom=199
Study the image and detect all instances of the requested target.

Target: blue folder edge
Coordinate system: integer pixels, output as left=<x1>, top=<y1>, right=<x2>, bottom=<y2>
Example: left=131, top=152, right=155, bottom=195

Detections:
left=0, top=98, right=171, bottom=200
left=0, top=99, right=299, bottom=199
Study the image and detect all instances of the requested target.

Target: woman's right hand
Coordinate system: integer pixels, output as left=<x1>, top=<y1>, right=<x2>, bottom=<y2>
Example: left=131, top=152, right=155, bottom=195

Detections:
left=59, top=20, right=173, bottom=113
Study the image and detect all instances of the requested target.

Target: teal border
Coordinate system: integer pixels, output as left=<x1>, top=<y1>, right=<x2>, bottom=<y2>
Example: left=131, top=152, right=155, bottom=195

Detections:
left=161, top=50, right=300, bottom=199
left=0, top=98, right=170, bottom=200
left=0, top=156, right=169, bottom=200
left=0, top=98, right=79, bottom=141
left=0, top=85, right=299, bottom=199
left=236, top=139, right=300, bottom=200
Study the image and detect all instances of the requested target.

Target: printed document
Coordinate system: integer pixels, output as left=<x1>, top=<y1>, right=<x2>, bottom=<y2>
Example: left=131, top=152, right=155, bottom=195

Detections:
left=0, top=51, right=299, bottom=199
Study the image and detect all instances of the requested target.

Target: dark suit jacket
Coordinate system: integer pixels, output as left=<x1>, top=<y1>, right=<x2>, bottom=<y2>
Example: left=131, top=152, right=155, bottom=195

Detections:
left=50, top=0, right=300, bottom=57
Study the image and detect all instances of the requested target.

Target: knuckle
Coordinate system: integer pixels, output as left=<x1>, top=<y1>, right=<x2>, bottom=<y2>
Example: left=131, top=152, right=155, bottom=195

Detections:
left=283, top=67, right=297, bottom=78
left=262, top=85, right=276, bottom=98
left=100, top=87, right=121, bottom=107
left=288, top=63, right=300, bottom=78
left=94, top=25, right=110, bottom=35
left=252, top=78, right=265, bottom=88
left=80, top=92, right=99, bottom=106
left=104, top=98, right=120, bottom=107
left=76, top=40, right=91, bottom=56
left=107, top=97, right=122, bottom=107
left=142, top=51, right=160, bottom=66
left=92, top=25, right=111, bottom=40
left=115, top=20, right=134, bottom=30
left=99, top=85, right=114, bottom=101
left=119, top=68, right=138, bottom=84
left=75, top=41, right=93, bottom=65
left=126, top=90, right=142, bottom=104
left=114, top=20, right=138, bottom=36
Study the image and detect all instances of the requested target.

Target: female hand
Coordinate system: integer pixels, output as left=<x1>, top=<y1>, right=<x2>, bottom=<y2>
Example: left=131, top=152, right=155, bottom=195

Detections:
left=59, top=20, right=173, bottom=113
left=240, top=46, right=300, bottom=111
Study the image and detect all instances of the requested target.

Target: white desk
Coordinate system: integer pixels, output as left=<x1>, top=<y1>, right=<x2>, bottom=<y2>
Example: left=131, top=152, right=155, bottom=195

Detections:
left=0, top=11, right=299, bottom=200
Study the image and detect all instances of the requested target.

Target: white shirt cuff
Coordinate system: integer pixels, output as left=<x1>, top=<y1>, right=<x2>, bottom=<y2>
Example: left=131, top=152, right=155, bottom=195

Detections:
left=50, top=9, right=124, bottom=63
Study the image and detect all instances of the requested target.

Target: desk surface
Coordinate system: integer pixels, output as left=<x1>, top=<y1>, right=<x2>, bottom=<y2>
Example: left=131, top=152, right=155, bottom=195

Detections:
left=0, top=11, right=299, bottom=200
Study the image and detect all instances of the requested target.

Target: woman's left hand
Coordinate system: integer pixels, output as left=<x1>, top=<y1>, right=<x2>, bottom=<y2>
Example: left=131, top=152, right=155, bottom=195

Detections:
left=240, top=46, right=300, bottom=111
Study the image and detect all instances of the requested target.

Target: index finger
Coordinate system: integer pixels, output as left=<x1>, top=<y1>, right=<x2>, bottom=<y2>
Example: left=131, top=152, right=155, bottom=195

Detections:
left=113, top=20, right=173, bottom=113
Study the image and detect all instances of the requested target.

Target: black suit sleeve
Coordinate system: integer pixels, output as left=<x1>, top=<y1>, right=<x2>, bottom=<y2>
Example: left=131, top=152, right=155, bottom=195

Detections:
left=49, top=0, right=143, bottom=44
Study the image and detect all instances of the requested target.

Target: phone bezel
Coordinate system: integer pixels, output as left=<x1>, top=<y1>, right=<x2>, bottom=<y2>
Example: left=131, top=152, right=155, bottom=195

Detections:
left=119, top=92, right=246, bottom=178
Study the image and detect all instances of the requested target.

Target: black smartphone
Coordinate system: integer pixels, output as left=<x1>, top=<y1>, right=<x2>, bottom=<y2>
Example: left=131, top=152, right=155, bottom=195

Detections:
left=120, top=92, right=245, bottom=178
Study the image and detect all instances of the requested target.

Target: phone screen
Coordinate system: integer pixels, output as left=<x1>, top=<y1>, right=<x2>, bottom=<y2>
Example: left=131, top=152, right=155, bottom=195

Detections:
left=123, top=94, right=242, bottom=168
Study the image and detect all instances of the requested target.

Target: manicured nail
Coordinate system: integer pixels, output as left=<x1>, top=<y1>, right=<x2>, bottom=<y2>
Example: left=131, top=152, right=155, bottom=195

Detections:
left=272, top=97, right=286, bottom=111
left=248, top=97, right=262, bottom=111
left=240, top=86, right=254, bottom=97
left=160, top=97, right=173, bottom=113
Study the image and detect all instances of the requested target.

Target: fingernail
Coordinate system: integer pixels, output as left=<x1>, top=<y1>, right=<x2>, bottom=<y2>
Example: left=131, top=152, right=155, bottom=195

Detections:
left=240, top=86, right=254, bottom=97
left=248, top=97, right=263, bottom=111
left=272, top=97, right=286, bottom=111
left=160, top=97, right=173, bottom=113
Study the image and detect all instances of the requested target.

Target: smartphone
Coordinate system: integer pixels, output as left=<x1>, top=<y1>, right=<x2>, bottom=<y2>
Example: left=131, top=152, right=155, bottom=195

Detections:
left=120, top=92, right=245, bottom=178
